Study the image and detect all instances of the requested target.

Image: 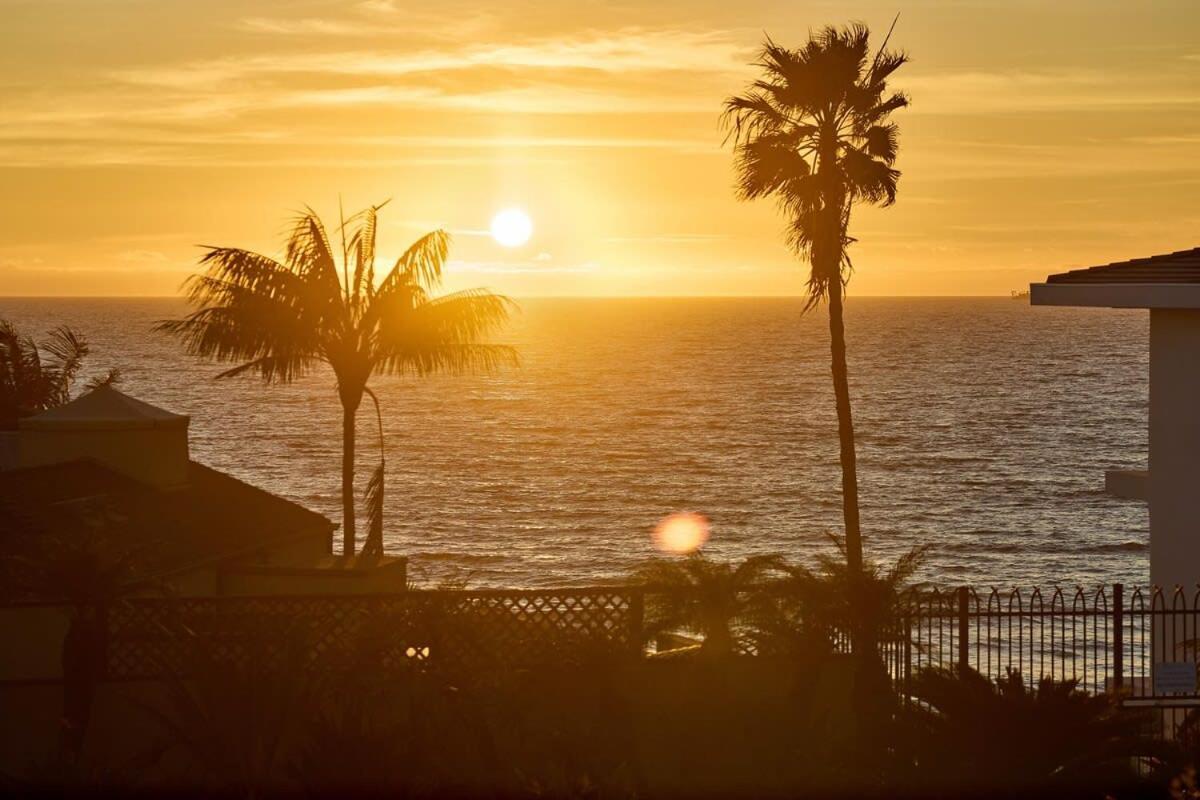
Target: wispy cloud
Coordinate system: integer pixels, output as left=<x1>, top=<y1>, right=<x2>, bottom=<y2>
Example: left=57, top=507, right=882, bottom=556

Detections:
left=906, top=67, right=1200, bottom=114
left=115, top=28, right=749, bottom=87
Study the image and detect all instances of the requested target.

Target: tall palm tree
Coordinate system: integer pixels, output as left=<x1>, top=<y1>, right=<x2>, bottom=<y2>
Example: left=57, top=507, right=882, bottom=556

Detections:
left=722, top=23, right=908, bottom=576
left=0, top=321, right=90, bottom=429
left=157, top=204, right=517, bottom=555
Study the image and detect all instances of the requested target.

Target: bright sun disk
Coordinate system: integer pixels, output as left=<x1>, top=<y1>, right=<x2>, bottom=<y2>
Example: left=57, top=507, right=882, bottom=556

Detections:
left=490, top=208, right=533, bottom=247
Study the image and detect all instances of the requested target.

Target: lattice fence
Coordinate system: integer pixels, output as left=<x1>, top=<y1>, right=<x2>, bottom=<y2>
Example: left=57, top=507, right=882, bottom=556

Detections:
left=105, top=588, right=643, bottom=681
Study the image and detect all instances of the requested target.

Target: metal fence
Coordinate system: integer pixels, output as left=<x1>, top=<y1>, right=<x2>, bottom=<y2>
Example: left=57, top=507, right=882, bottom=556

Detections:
left=896, top=584, right=1200, bottom=707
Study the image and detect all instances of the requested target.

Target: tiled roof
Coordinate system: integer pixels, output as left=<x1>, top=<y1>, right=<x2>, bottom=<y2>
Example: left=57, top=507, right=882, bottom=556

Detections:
left=0, top=459, right=333, bottom=597
left=1046, top=247, right=1200, bottom=284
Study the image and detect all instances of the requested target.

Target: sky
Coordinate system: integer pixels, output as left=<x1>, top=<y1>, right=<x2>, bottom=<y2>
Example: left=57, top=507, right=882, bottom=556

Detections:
left=0, top=0, right=1197, bottom=297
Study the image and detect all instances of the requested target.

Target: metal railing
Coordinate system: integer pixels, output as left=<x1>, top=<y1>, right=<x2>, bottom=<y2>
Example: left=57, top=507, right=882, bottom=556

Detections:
left=896, top=585, right=1200, bottom=707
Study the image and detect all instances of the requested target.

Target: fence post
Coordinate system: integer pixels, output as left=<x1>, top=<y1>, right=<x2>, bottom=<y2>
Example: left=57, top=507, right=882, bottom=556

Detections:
left=957, top=586, right=970, bottom=675
left=1113, top=583, right=1124, bottom=693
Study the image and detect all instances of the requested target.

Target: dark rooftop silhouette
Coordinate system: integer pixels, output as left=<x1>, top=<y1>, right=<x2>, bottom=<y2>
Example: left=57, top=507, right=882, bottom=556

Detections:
left=1046, top=246, right=1200, bottom=284
left=19, top=383, right=187, bottom=430
left=0, top=458, right=333, bottom=586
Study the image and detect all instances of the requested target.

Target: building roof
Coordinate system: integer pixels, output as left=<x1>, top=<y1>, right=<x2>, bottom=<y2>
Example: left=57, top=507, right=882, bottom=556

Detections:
left=1031, top=246, right=1200, bottom=309
left=20, top=385, right=189, bottom=431
left=1045, top=247, right=1200, bottom=285
left=0, top=458, right=333, bottom=599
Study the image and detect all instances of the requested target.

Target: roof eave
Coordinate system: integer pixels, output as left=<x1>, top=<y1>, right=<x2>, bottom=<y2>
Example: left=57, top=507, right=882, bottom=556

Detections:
left=150, top=522, right=336, bottom=582
left=1030, top=283, right=1200, bottom=310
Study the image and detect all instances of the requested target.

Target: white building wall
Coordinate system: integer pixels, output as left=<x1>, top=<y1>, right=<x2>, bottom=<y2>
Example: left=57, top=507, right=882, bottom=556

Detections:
left=1148, top=309, right=1200, bottom=589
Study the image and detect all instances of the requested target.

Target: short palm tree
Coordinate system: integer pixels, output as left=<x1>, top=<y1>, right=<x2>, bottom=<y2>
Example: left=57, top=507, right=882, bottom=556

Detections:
left=754, top=534, right=927, bottom=659
left=158, top=204, right=517, bottom=555
left=901, top=666, right=1154, bottom=793
left=0, top=321, right=90, bottom=429
left=636, top=553, right=785, bottom=656
left=722, top=23, right=908, bottom=576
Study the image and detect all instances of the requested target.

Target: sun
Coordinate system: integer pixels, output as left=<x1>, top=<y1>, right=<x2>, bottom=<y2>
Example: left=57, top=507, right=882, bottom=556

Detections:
left=490, top=208, right=533, bottom=248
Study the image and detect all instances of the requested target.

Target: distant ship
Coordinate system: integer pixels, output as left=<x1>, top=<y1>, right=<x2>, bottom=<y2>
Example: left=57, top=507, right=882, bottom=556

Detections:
left=1011, top=289, right=1030, bottom=300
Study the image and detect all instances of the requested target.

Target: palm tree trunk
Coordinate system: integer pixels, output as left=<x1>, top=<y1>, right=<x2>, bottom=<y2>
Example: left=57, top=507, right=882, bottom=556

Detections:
left=827, top=279, right=862, bottom=575
left=341, top=400, right=359, bottom=556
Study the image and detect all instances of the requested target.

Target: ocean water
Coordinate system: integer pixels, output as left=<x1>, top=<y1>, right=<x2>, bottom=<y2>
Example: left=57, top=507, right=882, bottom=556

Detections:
left=0, top=297, right=1149, bottom=589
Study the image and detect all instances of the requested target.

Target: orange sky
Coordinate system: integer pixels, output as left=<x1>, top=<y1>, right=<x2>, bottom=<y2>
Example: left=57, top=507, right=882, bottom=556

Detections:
left=1, top=0, right=1197, bottom=297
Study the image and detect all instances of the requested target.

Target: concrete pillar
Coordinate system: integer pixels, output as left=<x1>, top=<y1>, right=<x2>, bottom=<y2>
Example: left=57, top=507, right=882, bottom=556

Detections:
left=1149, top=309, right=1200, bottom=589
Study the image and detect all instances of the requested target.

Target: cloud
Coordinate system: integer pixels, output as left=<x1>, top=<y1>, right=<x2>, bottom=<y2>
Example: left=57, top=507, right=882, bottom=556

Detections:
left=905, top=67, right=1200, bottom=114
left=116, top=28, right=748, bottom=87
left=237, top=17, right=374, bottom=36
left=116, top=249, right=171, bottom=264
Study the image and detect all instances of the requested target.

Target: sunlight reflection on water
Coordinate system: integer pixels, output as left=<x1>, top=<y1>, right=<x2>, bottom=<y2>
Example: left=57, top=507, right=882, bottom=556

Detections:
left=0, top=297, right=1149, bottom=588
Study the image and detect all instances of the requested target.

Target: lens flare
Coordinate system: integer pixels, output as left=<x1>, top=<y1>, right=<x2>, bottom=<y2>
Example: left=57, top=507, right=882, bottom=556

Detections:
left=653, top=512, right=710, bottom=554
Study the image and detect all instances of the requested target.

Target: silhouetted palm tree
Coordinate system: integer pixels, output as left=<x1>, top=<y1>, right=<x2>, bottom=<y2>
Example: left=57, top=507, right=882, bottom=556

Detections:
left=637, top=553, right=785, bottom=657
left=0, top=321, right=90, bottom=429
left=754, top=535, right=926, bottom=660
left=157, top=204, right=517, bottom=555
left=901, top=666, right=1155, bottom=794
left=722, top=23, right=908, bottom=576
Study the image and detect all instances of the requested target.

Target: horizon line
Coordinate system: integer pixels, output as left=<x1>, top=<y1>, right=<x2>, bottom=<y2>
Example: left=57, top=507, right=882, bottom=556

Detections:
left=0, top=293, right=1030, bottom=301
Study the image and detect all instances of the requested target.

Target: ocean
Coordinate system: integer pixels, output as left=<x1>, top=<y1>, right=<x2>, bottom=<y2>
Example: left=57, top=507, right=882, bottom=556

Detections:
left=0, top=296, right=1149, bottom=589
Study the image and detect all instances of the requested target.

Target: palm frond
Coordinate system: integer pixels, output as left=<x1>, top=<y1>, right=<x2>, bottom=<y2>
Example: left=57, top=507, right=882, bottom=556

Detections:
left=361, top=461, right=385, bottom=559
left=375, top=230, right=450, bottom=298
left=83, top=368, right=121, bottom=391
left=0, top=321, right=96, bottom=425
left=349, top=202, right=388, bottom=309
left=286, top=207, right=342, bottom=299
left=862, top=123, right=900, bottom=165
left=42, top=326, right=89, bottom=403
left=156, top=247, right=334, bottom=383
left=841, top=145, right=900, bottom=206
left=373, top=290, right=518, bottom=377
left=360, top=386, right=386, bottom=559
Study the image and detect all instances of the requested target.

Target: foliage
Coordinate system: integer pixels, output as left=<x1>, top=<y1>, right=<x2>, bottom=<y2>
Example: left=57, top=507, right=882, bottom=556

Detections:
left=83, top=367, right=122, bottom=391
left=636, top=553, right=786, bottom=656
left=360, top=386, right=385, bottom=559
left=722, top=22, right=908, bottom=301
left=0, top=321, right=90, bottom=428
left=1, top=504, right=165, bottom=766
left=139, top=635, right=318, bottom=795
left=156, top=203, right=517, bottom=554
left=899, top=666, right=1156, bottom=794
left=1, top=504, right=159, bottom=607
left=770, top=533, right=928, bottom=653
